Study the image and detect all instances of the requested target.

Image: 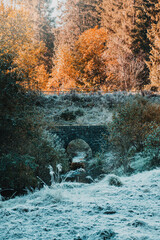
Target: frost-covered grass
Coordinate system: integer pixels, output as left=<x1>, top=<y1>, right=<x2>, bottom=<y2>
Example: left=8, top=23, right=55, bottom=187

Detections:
left=1, top=92, right=159, bottom=240
left=37, top=91, right=160, bottom=126
left=0, top=169, right=160, bottom=240
left=37, top=91, right=136, bottom=125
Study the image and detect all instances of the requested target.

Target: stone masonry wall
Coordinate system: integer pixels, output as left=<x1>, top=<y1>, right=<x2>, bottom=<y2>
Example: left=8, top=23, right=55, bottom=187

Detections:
left=51, top=125, right=109, bottom=153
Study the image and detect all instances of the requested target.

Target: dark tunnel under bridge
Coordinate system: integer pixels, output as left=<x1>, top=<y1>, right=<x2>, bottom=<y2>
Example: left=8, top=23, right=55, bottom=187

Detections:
left=51, top=125, right=109, bottom=154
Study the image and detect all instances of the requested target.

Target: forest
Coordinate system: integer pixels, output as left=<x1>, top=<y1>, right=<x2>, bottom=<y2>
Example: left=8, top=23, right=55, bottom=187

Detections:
left=0, top=0, right=160, bottom=193
left=1, top=0, right=160, bottom=93
left=0, top=1, right=160, bottom=239
left=50, top=0, right=160, bottom=92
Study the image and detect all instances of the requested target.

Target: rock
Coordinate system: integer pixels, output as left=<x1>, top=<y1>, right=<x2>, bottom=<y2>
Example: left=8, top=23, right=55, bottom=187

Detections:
left=70, top=162, right=85, bottom=170
left=66, top=139, right=92, bottom=160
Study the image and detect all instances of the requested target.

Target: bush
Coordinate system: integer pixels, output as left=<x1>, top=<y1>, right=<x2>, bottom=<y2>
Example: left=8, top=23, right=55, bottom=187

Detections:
left=34, top=131, right=69, bottom=185
left=108, top=96, right=160, bottom=171
left=0, top=153, right=37, bottom=191
left=108, top=175, right=123, bottom=187
left=60, top=109, right=76, bottom=121
left=0, top=105, right=70, bottom=192
left=143, top=125, right=160, bottom=167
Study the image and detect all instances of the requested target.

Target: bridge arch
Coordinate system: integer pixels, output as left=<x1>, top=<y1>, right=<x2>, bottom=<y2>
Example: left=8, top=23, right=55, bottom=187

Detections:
left=51, top=125, right=108, bottom=154
left=66, top=138, right=92, bottom=160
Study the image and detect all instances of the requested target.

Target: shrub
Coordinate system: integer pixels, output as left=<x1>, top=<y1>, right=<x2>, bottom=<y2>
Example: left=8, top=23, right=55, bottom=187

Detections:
left=0, top=153, right=37, bottom=191
left=108, top=175, right=123, bottom=187
left=60, top=109, right=76, bottom=121
left=108, top=96, right=160, bottom=170
left=143, top=125, right=160, bottom=167
left=34, top=131, right=69, bottom=185
left=0, top=109, right=70, bottom=192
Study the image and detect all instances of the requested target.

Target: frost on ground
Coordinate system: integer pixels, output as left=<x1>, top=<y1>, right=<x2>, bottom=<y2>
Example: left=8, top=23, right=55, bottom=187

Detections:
left=37, top=92, right=124, bottom=126
left=37, top=92, right=160, bottom=126
left=0, top=169, right=160, bottom=240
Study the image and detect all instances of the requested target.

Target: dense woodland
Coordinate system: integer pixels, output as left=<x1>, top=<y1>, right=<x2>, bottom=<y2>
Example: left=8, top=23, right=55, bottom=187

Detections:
left=50, top=0, right=160, bottom=92
left=0, top=0, right=160, bottom=194
left=1, top=0, right=160, bottom=92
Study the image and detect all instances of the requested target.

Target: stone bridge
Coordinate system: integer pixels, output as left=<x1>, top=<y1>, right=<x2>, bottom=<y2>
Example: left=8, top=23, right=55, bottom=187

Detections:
left=51, top=125, right=109, bottom=154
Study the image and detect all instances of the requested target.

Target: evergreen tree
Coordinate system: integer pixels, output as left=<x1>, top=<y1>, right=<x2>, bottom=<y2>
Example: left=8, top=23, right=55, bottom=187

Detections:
left=147, top=1, right=160, bottom=91
left=55, top=0, right=101, bottom=49
left=23, top=0, right=55, bottom=72
left=101, top=0, right=146, bottom=91
left=130, top=0, right=159, bottom=88
left=131, top=0, right=158, bottom=56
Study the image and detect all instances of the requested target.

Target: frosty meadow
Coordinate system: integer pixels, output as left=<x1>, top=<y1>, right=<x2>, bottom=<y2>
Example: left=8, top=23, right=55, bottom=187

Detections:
left=1, top=0, right=160, bottom=239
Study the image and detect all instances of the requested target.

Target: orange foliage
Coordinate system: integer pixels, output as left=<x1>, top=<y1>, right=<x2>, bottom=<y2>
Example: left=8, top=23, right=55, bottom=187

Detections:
left=48, top=44, right=77, bottom=91
left=49, top=27, right=108, bottom=91
left=73, top=26, right=108, bottom=90
left=34, top=65, right=49, bottom=90
left=0, top=1, right=49, bottom=90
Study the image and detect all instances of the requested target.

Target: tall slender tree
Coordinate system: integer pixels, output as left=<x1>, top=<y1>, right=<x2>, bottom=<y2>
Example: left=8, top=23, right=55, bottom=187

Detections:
left=147, top=0, right=160, bottom=91
left=131, top=0, right=158, bottom=57
left=55, top=0, right=101, bottom=49
left=101, top=0, right=146, bottom=90
left=22, top=0, right=55, bottom=72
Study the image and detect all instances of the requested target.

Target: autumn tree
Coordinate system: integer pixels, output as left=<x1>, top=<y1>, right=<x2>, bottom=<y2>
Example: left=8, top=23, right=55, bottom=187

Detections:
left=0, top=1, right=70, bottom=193
left=101, top=0, right=142, bottom=90
left=0, top=0, right=52, bottom=94
left=0, top=1, right=34, bottom=157
left=55, top=0, right=101, bottom=49
left=48, top=27, right=108, bottom=91
left=72, top=26, right=108, bottom=90
left=0, top=1, right=51, bottom=192
left=22, top=0, right=55, bottom=73
left=47, top=44, right=77, bottom=91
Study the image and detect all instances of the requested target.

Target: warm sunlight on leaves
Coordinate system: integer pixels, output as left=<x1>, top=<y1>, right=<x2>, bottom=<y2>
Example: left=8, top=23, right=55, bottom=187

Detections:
left=0, top=0, right=49, bottom=90
left=48, top=44, right=77, bottom=91
left=49, top=27, right=108, bottom=91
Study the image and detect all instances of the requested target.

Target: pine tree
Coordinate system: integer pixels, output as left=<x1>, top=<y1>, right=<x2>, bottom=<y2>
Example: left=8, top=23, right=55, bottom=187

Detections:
left=22, top=0, right=55, bottom=72
left=131, top=0, right=158, bottom=56
left=130, top=0, right=159, bottom=88
left=55, top=0, right=101, bottom=49
left=101, top=0, right=146, bottom=91
left=147, top=1, right=160, bottom=91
